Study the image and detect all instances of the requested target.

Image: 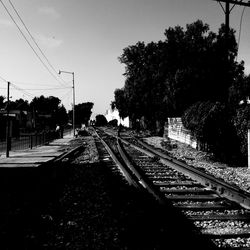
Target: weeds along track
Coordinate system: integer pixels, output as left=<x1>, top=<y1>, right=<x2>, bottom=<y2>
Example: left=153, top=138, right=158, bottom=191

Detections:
left=95, top=127, right=250, bottom=249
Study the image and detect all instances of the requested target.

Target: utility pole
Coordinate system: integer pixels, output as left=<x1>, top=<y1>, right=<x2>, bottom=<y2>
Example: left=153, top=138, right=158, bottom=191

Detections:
left=72, top=72, right=75, bottom=137
left=214, top=1, right=250, bottom=168
left=59, top=70, right=76, bottom=137
left=6, top=81, right=10, bottom=157
left=214, top=0, right=250, bottom=57
left=214, top=1, right=250, bottom=39
left=225, top=0, right=230, bottom=42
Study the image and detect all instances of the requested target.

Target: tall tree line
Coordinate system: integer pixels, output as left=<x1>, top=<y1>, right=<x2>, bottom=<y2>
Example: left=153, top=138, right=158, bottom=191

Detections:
left=0, top=95, right=93, bottom=132
left=114, top=20, right=250, bottom=164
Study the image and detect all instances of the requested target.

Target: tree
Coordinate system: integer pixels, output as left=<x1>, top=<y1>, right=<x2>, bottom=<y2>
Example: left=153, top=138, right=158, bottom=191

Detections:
left=233, top=104, right=250, bottom=161
left=68, top=102, right=94, bottom=126
left=229, top=72, right=250, bottom=107
left=182, top=101, right=241, bottom=163
left=95, top=114, right=107, bottom=126
left=114, top=88, right=128, bottom=119
left=9, top=98, right=30, bottom=111
left=0, top=96, right=5, bottom=109
left=30, top=95, right=68, bottom=130
left=116, top=20, right=244, bottom=130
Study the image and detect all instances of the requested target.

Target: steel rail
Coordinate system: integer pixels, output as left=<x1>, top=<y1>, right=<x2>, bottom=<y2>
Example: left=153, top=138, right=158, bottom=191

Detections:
left=94, top=130, right=139, bottom=187
left=95, top=128, right=166, bottom=203
left=127, top=137, right=250, bottom=209
left=117, top=138, right=166, bottom=204
left=97, top=127, right=250, bottom=208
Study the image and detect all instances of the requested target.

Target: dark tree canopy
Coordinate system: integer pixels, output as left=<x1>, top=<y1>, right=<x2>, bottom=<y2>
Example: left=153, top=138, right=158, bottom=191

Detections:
left=69, top=102, right=94, bottom=126
left=30, top=95, right=68, bottom=130
left=115, top=20, right=244, bottom=130
left=95, top=114, right=107, bottom=126
left=0, top=96, right=5, bottom=109
left=9, top=98, right=30, bottom=111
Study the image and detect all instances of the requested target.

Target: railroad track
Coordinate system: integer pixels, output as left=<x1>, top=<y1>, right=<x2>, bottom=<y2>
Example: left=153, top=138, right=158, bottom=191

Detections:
left=94, top=127, right=250, bottom=249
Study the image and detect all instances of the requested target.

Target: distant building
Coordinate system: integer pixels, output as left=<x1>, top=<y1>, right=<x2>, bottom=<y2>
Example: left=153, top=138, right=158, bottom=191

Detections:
left=105, top=108, right=130, bottom=127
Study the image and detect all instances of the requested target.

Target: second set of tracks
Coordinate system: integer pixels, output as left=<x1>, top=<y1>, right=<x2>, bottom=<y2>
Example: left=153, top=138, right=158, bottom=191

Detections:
left=93, top=127, right=250, bottom=249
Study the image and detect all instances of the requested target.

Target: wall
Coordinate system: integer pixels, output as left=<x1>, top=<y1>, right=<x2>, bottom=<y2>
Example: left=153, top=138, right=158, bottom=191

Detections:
left=164, top=117, right=197, bottom=149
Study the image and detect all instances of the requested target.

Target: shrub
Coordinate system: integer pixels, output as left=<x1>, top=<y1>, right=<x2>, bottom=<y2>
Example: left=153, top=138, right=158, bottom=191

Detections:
left=95, top=115, right=108, bottom=126
left=182, top=101, right=241, bottom=163
left=232, top=105, right=250, bottom=159
left=108, top=119, right=118, bottom=127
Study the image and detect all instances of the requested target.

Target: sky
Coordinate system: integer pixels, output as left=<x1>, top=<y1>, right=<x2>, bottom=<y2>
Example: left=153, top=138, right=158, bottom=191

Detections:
left=0, top=0, right=250, bottom=118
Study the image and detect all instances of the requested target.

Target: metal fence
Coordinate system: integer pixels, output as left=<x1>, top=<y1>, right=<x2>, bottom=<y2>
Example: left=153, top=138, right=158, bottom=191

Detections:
left=0, top=129, right=72, bottom=153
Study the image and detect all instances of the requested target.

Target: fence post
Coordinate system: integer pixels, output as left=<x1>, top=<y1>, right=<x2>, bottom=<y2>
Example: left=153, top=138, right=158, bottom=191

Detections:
left=30, top=134, right=33, bottom=149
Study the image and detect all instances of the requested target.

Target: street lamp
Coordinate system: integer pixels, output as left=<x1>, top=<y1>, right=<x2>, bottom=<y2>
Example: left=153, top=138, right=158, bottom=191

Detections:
left=59, top=70, right=75, bottom=137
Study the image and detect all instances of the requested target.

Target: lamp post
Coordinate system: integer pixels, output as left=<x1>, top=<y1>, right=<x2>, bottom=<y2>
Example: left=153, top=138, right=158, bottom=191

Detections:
left=59, top=70, right=75, bottom=137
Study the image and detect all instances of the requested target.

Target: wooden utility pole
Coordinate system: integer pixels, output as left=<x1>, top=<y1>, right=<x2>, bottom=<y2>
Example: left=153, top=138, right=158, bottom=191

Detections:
left=59, top=70, right=76, bottom=137
left=214, top=1, right=250, bottom=168
left=214, top=0, right=250, bottom=56
left=6, top=81, right=10, bottom=157
left=215, top=1, right=250, bottom=37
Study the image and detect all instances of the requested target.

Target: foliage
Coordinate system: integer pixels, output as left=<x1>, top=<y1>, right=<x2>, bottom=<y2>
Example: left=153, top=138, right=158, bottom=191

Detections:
left=182, top=101, right=226, bottom=140
left=95, top=114, right=107, bottom=126
left=182, top=101, right=240, bottom=162
left=229, top=73, right=250, bottom=107
left=0, top=95, right=5, bottom=108
left=232, top=105, right=250, bottom=158
left=114, top=88, right=128, bottom=119
left=115, top=20, right=243, bottom=132
left=108, top=119, right=118, bottom=127
left=30, top=95, right=68, bottom=130
left=9, top=98, right=30, bottom=111
left=68, top=102, right=94, bottom=126
left=110, top=101, right=116, bottom=111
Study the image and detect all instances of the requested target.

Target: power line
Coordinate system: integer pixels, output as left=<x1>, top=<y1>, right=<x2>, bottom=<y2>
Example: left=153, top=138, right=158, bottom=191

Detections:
left=0, top=0, right=68, bottom=88
left=8, top=0, right=69, bottom=88
left=237, top=6, right=246, bottom=61
left=60, top=89, right=72, bottom=102
left=10, top=80, right=72, bottom=87
left=20, top=87, right=71, bottom=91
left=8, top=1, right=60, bottom=78
left=10, top=82, right=35, bottom=98
left=0, top=74, right=8, bottom=83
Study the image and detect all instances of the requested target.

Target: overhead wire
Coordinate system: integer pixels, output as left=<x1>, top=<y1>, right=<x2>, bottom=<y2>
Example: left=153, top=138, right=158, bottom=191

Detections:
left=11, top=80, right=72, bottom=87
left=8, top=0, right=64, bottom=82
left=0, top=0, right=68, bottom=88
left=10, top=82, right=35, bottom=99
left=0, top=74, right=8, bottom=83
left=0, top=2, right=75, bottom=111
left=59, top=88, right=73, bottom=110
left=20, top=87, right=71, bottom=91
left=237, top=6, right=246, bottom=61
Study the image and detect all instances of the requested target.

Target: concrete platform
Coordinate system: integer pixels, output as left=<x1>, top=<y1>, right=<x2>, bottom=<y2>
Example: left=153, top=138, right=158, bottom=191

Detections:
left=0, top=136, right=74, bottom=168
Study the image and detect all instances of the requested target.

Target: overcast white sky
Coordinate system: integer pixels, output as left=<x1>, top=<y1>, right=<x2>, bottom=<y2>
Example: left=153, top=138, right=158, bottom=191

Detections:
left=0, top=0, right=249, bottom=117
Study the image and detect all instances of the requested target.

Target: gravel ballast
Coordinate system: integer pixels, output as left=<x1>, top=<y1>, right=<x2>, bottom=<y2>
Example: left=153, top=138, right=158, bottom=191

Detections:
left=143, top=136, right=250, bottom=194
left=4, top=133, right=244, bottom=249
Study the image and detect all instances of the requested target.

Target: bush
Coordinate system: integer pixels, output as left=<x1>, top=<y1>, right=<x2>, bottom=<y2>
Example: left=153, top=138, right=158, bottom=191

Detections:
left=232, top=105, right=250, bottom=159
left=108, top=119, right=118, bottom=127
left=182, top=101, right=241, bottom=163
left=95, top=114, right=108, bottom=126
